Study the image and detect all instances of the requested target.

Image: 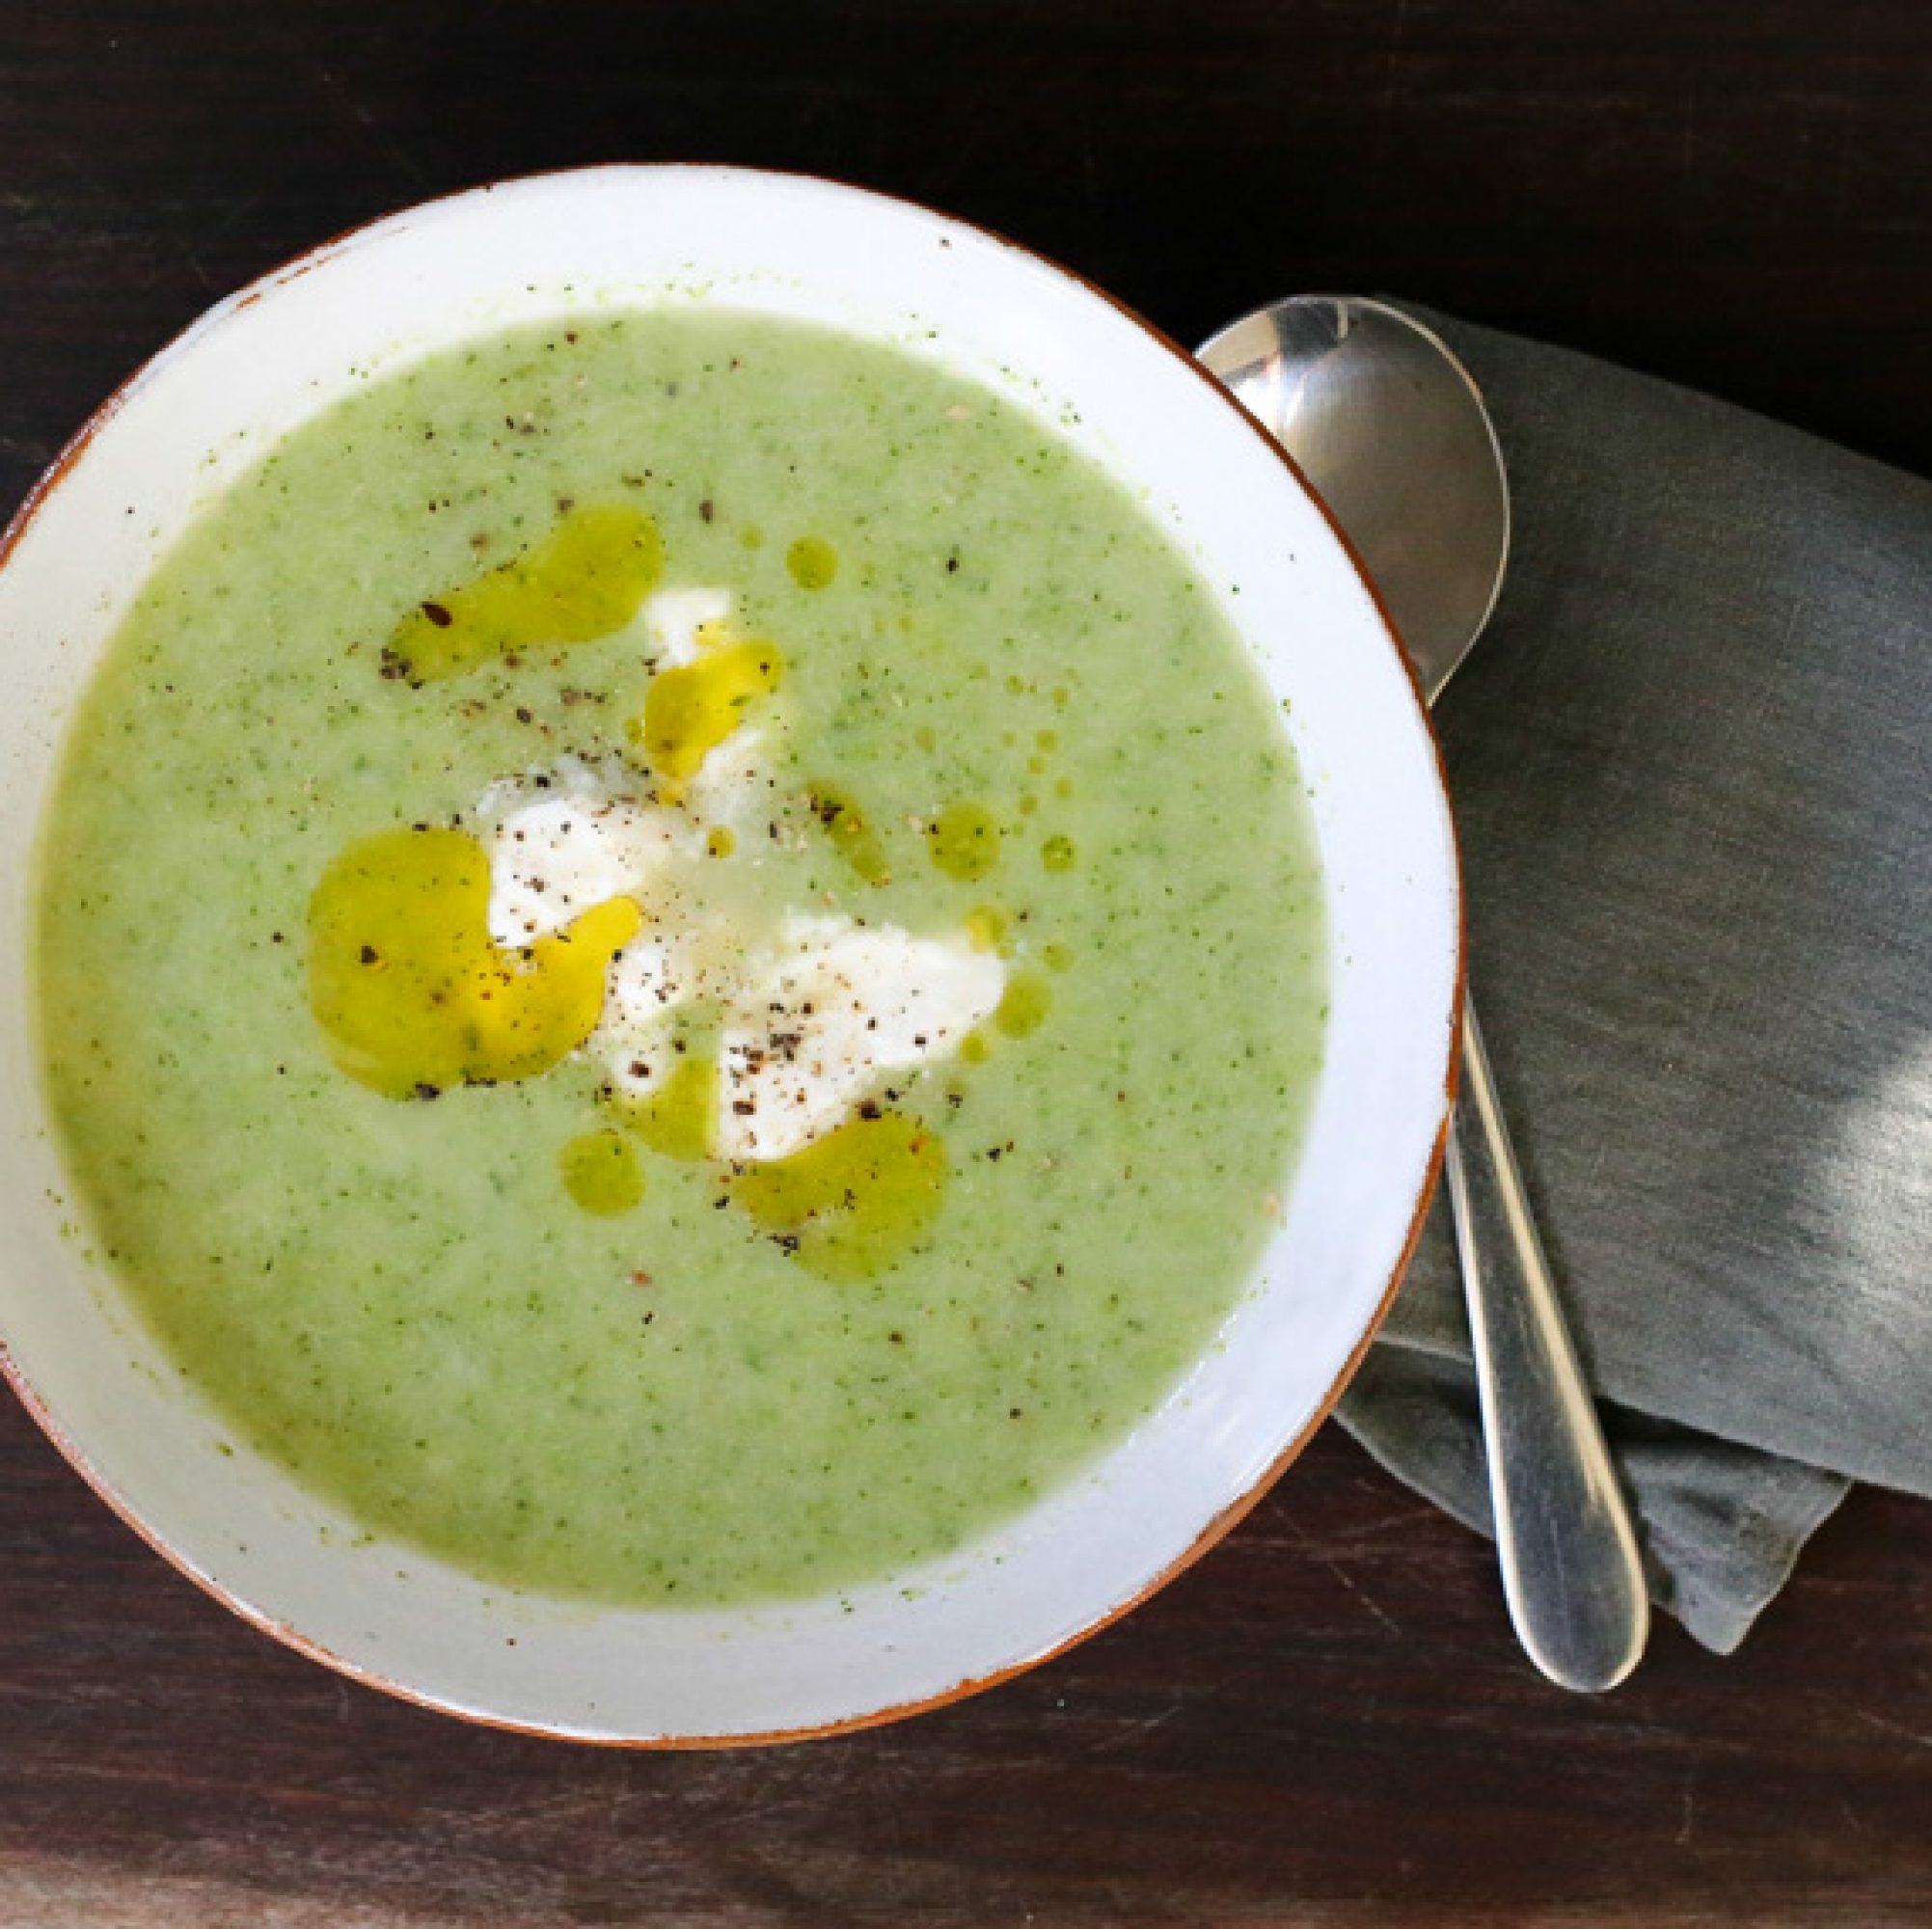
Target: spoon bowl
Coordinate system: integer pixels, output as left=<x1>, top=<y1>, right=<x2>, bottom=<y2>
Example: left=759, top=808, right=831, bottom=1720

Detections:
left=1198, top=296, right=1510, bottom=701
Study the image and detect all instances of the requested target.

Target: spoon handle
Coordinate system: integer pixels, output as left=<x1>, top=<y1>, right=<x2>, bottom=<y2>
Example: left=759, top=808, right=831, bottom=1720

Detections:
left=1444, top=997, right=1649, bottom=1692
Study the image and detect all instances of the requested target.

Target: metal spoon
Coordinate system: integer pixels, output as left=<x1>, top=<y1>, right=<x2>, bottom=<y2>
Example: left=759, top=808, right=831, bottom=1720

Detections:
left=1197, top=296, right=1649, bottom=1692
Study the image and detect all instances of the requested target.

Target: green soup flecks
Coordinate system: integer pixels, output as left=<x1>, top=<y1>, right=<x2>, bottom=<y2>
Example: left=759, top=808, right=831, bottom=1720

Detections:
left=33, top=309, right=1327, bottom=1609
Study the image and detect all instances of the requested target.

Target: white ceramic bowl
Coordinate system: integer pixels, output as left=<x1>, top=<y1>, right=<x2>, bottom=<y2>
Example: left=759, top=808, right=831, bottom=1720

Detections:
left=0, top=167, right=1459, bottom=1745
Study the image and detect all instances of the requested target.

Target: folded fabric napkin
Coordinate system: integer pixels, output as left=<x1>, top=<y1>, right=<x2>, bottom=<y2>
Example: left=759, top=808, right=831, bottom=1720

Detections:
left=1333, top=307, right=1932, bottom=1653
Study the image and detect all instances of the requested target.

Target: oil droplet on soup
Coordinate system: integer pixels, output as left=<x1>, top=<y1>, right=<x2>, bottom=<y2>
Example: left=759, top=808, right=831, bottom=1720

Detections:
left=1041, top=833, right=1076, bottom=873
left=732, top=1111, right=946, bottom=1282
left=630, top=630, right=782, bottom=797
left=381, top=503, right=664, bottom=683
left=927, top=801, right=1001, bottom=882
left=965, top=904, right=1011, bottom=954
left=806, top=780, right=890, bottom=885
left=560, top=1129, right=645, bottom=1215
left=308, top=827, right=639, bottom=1098
left=612, top=1052, right=718, bottom=1162
left=785, top=535, right=838, bottom=589
left=995, top=970, right=1051, bottom=1039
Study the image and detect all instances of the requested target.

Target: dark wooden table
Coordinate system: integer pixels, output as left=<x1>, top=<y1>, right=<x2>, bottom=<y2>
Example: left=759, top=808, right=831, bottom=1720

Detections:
left=6, top=4, right=1932, bottom=1922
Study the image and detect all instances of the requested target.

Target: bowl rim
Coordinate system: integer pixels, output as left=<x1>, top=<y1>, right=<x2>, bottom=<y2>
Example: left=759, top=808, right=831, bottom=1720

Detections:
left=0, top=161, right=1464, bottom=1748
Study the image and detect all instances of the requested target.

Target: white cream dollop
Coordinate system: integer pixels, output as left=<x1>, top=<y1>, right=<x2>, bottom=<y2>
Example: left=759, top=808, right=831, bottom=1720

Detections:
left=717, top=918, right=1003, bottom=1162
left=477, top=783, right=690, bottom=948
left=473, top=589, right=1005, bottom=1158
left=644, top=584, right=733, bottom=667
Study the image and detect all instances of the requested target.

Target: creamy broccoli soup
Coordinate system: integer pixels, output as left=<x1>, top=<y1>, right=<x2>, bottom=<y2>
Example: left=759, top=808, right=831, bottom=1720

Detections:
left=35, top=310, right=1325, bottom=1607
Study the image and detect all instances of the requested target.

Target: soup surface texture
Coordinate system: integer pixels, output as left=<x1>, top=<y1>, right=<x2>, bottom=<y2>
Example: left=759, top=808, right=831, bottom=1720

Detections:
left=36, top=310, right=1326, bottom=1607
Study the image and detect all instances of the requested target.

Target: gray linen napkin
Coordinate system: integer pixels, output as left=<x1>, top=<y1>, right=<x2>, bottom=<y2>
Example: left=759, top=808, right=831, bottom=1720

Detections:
left=1332, top=308, right=1932, bottom=1654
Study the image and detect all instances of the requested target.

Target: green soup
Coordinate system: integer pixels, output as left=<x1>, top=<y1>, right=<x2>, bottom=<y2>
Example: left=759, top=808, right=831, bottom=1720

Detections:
left=35, top=310, right=1325, bottom=1607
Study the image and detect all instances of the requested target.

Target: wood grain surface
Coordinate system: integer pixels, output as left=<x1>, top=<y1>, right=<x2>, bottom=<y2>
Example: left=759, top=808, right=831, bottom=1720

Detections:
left=6, top=4, right=1932, bottom=1922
